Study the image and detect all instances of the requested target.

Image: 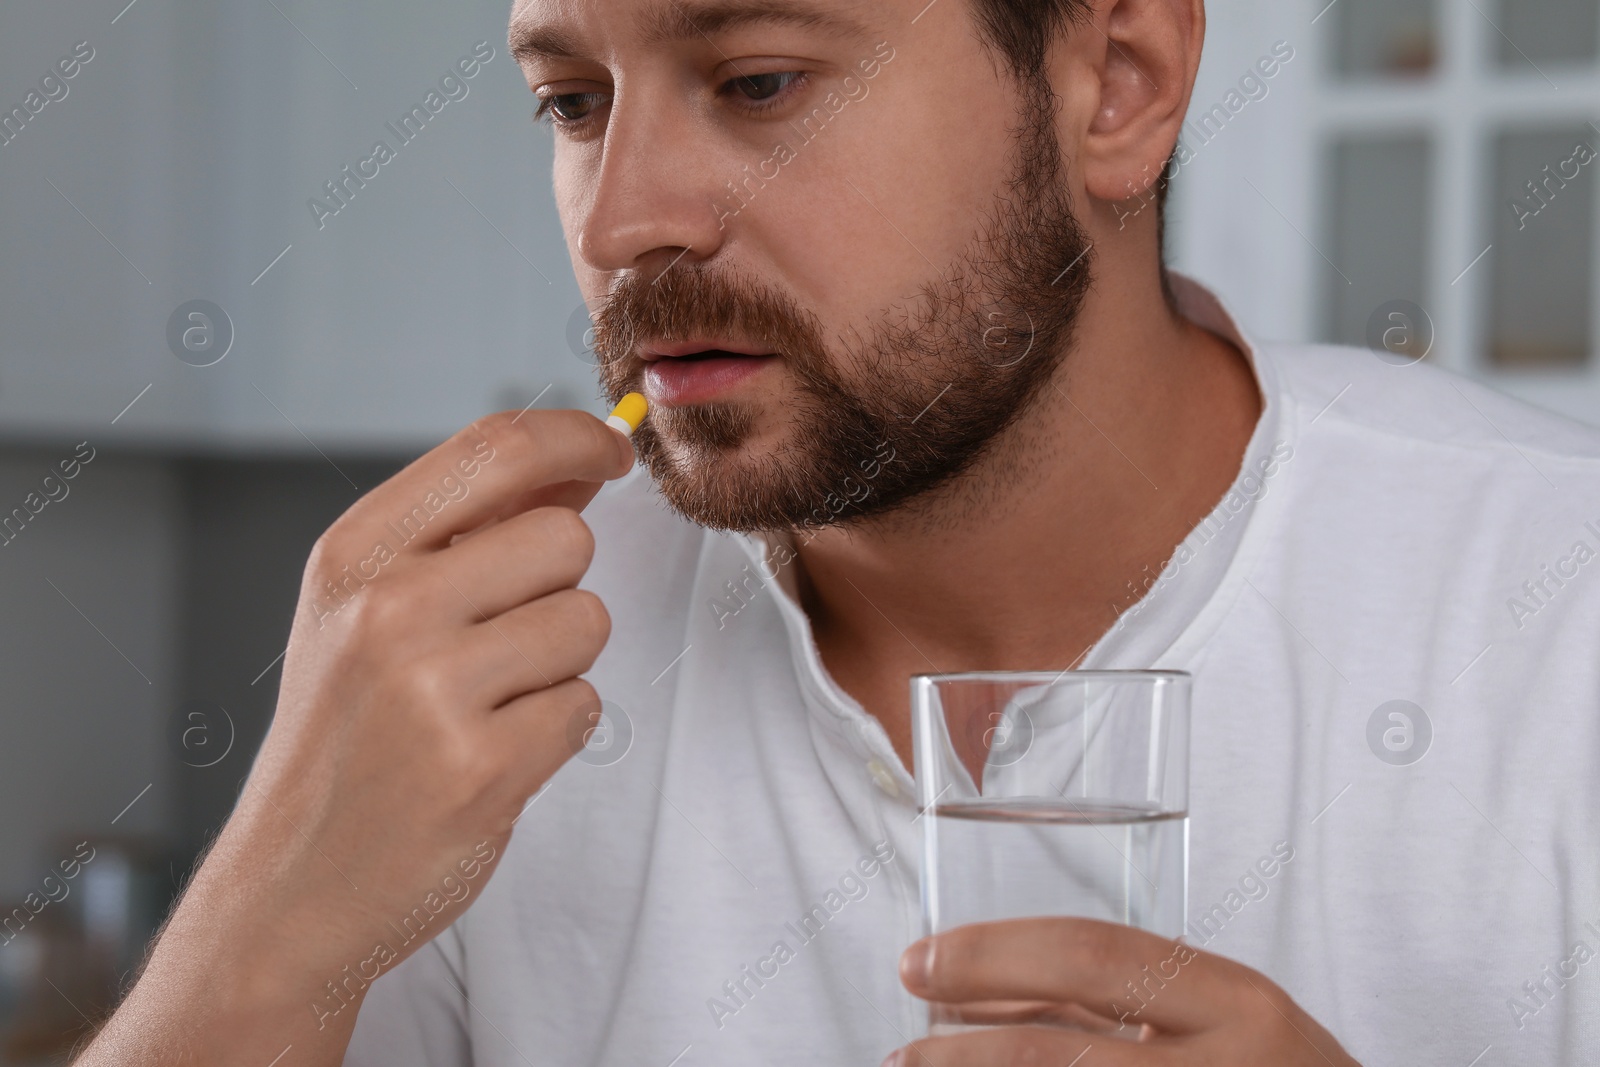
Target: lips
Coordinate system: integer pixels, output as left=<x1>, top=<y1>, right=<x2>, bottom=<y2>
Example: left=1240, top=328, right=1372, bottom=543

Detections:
left=638, top=341, right=777, bottom=406
left=640, top=340, right=773, bottom=361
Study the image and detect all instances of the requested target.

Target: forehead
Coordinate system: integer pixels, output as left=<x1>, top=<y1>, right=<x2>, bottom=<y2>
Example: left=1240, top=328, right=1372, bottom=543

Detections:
left=508, top=0, right=884, bottom=61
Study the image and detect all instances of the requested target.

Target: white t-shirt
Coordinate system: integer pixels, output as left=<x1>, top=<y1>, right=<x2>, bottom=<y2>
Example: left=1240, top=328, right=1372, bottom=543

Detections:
left=345, top=274, right=1600, bottom=1066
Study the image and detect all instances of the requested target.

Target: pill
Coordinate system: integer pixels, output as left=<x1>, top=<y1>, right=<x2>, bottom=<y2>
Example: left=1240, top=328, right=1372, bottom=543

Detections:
left=605, top=392, right=649, bottom=437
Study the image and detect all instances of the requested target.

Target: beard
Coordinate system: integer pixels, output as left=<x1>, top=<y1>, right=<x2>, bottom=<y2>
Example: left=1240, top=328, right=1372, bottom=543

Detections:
left=593, top=86, right=1094, bottom=534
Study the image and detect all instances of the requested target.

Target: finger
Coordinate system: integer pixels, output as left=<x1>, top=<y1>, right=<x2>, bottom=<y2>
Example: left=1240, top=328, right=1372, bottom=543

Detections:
left=901, top=918, right=1231, bottom=1035
left=445, top=589, right=610, bottom=708
left=338, top=409, right=632, bottom=557
left=483, top=678, right=606, bottom=802
left=933, top=998, right=1132, bottom=1034
left=886, top=1023, right=1161, bottom=1067
left=480, top=476, right=615, bottom=528
left=448, top=474, right=622, bottom=547
left=427, top=506, right=596, bottom=623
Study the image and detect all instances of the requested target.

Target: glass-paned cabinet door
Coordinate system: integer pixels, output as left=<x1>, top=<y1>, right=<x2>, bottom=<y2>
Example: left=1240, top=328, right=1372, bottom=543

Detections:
left=1488, top=127, right=1596, bottom=367
left=1314, top=0, right=1600, bottom=373
left=1495, top=0, right=1599, bottom=68
left=1322, top=135, right=1433, bottom=351
left=1331, top=0, right=1437, bottom=77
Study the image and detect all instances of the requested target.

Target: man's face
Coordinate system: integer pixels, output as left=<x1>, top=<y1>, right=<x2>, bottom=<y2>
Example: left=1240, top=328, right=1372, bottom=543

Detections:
left=511, top=0, right=1094, bottom=531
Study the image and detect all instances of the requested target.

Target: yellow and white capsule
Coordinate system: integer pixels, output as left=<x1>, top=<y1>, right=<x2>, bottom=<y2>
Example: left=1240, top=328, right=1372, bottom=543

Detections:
left=605, top=392, right=649, bottom=437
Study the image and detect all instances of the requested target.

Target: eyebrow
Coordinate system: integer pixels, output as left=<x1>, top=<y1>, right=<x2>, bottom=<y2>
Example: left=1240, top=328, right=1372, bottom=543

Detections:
left=509, top=0, right=875, bottom=63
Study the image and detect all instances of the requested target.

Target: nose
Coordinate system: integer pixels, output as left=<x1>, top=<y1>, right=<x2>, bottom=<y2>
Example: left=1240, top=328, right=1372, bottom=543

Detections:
left=573, top=89, right=731, bottom=276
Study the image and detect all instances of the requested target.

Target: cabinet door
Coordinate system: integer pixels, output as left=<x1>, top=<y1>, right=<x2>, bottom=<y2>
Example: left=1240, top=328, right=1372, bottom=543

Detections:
left=1168, top=0, right=1600, bottom=425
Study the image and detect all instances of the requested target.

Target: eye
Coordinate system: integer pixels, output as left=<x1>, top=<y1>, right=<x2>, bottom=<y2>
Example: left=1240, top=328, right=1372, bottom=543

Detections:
left=720, top=70, right=806, bottom=109
left=533, top=91, right=607, bottom=128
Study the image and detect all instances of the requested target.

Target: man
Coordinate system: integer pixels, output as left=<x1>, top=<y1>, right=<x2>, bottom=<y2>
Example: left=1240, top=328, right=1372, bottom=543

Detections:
left=79, top=0, right=1600, bottom=1064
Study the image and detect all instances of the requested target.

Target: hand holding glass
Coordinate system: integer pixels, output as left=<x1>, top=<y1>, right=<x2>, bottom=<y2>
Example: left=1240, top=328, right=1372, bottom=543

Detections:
left=909, top=670, right=1191, bottom=1035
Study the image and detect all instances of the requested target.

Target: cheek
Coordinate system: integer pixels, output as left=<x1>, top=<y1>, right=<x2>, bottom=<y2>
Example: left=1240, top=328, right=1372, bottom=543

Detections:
left=552, top=160, right=587, bottom=234
left=745, top=83, right=1016, bottom=335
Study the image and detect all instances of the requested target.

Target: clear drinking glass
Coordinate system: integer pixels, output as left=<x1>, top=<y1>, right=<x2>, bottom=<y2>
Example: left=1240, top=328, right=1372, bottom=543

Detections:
left=909, top=670, right=1190, bottom=1034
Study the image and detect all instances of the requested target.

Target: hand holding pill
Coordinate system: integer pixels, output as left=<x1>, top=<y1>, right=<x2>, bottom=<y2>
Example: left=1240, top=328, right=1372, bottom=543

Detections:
left=95, top=402, right=646, bottom=1059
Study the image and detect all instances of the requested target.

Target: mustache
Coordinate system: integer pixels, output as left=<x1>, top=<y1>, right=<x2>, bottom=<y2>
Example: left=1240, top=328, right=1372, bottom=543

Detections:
left=591, top=266, right=831, bottom=396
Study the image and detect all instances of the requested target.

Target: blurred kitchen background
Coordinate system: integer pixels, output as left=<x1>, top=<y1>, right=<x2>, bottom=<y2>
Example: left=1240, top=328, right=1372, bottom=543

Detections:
left=0, top=0, right=1596, bottom=1059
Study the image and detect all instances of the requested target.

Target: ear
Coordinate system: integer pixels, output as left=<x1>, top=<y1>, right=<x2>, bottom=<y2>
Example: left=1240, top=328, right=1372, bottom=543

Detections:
left=1073, top=0, right=1205, bottom=206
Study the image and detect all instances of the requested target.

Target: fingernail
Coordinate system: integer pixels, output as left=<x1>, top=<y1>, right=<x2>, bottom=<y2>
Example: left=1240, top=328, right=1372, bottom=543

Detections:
left=901, top=939, right=932, bottom=987
left=878, top=1051, right=904, bottom=1067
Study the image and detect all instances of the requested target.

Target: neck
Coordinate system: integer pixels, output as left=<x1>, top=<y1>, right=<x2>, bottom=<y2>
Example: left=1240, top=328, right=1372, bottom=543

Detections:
left=792, top=260, right=1260, bottom=755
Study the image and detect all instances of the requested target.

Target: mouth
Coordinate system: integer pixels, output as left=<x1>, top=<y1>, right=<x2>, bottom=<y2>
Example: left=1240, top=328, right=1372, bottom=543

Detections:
left=640, top=340, right=774, bottom=361
left=638, top=342, right=778, bottom=406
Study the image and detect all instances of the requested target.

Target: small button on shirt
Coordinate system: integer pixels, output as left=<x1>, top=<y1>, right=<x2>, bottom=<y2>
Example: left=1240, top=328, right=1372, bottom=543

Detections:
left=347, top=274, right=1600, bottom=1066
left=866, top=759, right=901, bottom=798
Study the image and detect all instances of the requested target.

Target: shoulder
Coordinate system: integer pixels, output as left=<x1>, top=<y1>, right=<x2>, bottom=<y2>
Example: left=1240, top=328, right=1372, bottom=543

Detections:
left=1261, top=340, right=1600, bottom=471
left=1249, top=342, right=1600, bottom=652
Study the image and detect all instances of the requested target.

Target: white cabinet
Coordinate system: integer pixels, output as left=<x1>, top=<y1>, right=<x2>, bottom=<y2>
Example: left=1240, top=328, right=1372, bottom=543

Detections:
left=0, top=0, right=600, bottom=453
